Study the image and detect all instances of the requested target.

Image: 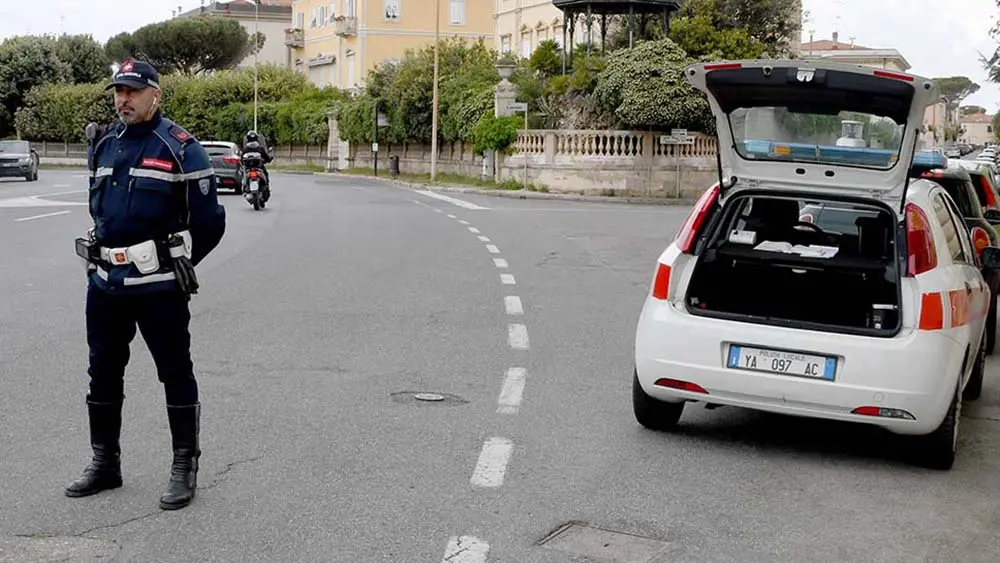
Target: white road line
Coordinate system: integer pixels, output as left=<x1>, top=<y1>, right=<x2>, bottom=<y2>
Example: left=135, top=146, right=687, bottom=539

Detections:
left=441, top=536, right=490, bottom=563
left=493, top=258, right=508, bottom=268
left=504, top=296, right=523, bottom=315
left=508, top=324, right=529, bottom=350
left=485, top=244, right=500, bottom=254
left=500, top=273, right=516, bottom=284
left=15, top=210, right=71, bottom=222
left=32, top=189, right=85, bottom=198
left=447, top=214, right=457, bottom=219
left=52, top=184, right=71, bottom=188
left=414, top=189, right=489, bottom=210
left=470, top=437, right=513, bottom=488
left=478, top=235, right=490, bottom=242
left=468, top=227, right=480, bottom=234
left=497, top=368, right=527, bottom=415
left=457, top=219, right=470, bottom=225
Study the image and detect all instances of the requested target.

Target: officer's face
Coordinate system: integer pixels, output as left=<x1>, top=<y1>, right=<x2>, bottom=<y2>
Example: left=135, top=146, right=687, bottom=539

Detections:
left=114, top=85, right=158, bottom=125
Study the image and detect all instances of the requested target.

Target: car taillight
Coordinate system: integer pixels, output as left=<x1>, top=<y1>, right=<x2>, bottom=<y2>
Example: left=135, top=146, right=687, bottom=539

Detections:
left=905, top=203, right=938, bottom=276
left=971, top=226, right=991, bottom=259
left=223, top=156, right=240, bottom=165
left=248, top=169, right=259, bottom=179
left=651, top=264, right=671, bottom=300
left=676, top=184, right=720, bottom=254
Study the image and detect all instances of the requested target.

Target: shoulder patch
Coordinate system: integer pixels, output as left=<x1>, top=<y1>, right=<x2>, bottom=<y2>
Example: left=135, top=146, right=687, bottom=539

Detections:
left=199, top=178, right=211, bottom=195
left=168, top=125, right=193, bottom=143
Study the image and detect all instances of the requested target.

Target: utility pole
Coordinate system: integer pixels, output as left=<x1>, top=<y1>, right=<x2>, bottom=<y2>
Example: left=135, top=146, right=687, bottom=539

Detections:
left=430, top=0, right=441, bottom=182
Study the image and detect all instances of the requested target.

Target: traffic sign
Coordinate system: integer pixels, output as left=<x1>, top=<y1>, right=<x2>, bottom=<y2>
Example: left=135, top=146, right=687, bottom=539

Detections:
left=507, top=102, right=527, bottom=112
left=371, top=142, right=379, bottom=153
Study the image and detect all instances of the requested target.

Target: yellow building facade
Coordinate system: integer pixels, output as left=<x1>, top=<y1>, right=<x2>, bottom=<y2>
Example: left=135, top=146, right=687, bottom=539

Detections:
left=287, top=0, right=495, bottom=89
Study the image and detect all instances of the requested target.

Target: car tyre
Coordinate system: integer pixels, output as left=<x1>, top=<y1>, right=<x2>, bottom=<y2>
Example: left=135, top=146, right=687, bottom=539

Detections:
left=985, top=299, right=996, bottom=355
left=964, top=337, right=986, bottom=401
left=632, top=370, right=684, bottom=431
left=913, top=382, right=960, bottom=471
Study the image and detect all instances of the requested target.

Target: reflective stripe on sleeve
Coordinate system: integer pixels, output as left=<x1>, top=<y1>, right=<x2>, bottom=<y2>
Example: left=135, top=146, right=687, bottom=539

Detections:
left=129, top=167, right=216, bottom=183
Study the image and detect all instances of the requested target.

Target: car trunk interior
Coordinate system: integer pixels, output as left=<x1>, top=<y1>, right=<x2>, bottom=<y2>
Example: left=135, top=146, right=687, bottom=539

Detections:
left=685, top=192, right=902, bottom=335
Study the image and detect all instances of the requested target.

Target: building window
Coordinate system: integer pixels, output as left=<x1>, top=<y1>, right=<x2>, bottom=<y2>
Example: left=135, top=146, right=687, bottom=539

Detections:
left=384, top=0, right=400, bottom=20
left=346, top=0, right=356, bottom=17
left=521, top=33, right=531, bottom=58
left=347, top=53, right=356, bottom=87
left=449, top=0, right=465, bottom=24
left=295, top=12, right=304, bottom=29
left=553, top=27, right=562, bottom=47
left=310, top=8, right=317, bottom=27
left=319, top=5, right=327, bottom=26
left=500, top=35, right=511, bottom=53
left=329, top=2, right=336, bottom=23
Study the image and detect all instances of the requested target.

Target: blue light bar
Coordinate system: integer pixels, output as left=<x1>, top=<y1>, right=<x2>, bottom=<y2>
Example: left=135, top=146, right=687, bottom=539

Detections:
left=741, top=140, right=897, bottom=167
left=911, top=149, right=948, bottom=172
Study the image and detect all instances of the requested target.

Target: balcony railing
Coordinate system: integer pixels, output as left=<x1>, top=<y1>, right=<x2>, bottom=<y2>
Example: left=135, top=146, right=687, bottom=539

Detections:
left=335, top=17, right=357, bottom=36
left=284, top=28, right=304, bottom=48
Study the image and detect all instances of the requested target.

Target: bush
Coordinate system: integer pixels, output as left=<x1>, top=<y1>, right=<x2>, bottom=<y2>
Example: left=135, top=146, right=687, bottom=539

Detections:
left=14, top=82, right=115, bottom=142
left=472, top=113, right=523, bottom=156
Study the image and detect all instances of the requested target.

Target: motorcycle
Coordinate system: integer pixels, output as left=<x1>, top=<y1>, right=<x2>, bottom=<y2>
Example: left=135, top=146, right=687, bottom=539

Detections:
left=241, top=151, right=270, bottom=211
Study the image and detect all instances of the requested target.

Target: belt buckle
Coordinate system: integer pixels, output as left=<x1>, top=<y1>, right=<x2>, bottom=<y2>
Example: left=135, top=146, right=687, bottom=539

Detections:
left=109, top=248, right=129, bottom=265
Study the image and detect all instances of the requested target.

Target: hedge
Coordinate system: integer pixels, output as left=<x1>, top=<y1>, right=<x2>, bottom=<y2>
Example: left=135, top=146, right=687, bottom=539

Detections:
left=14, top=64, right=343, bottom=145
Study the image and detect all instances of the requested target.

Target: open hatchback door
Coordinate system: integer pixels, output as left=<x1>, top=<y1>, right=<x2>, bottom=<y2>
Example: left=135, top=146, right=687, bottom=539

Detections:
left=684, top=60, right=939, bottom=207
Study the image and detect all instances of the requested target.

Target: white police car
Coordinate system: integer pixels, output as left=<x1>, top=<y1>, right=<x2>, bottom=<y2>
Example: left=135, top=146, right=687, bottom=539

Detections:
left=633, top=60, right=995, bottom=470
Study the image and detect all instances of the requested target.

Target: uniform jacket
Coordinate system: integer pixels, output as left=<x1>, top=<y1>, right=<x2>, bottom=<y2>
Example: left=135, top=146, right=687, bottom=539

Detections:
left=87, top=111, right=226, bottom=294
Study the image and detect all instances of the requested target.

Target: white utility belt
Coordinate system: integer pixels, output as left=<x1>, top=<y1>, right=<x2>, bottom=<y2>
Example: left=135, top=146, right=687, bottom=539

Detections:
left=99, top=230, right=192, bottom=275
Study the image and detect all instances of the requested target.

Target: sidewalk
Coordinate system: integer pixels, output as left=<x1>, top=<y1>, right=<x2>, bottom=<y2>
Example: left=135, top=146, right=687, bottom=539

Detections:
left=319, top=172, right=698, bottom=206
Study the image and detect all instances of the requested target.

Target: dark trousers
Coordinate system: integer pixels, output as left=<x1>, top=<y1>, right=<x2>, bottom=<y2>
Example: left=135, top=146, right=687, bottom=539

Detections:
left=86, top=283, right=199, bottom=406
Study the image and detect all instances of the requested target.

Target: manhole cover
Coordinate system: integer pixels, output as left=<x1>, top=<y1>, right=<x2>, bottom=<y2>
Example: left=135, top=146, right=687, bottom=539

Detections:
left=538, top=522, right=669, bottom=563
left=390, top=391, right=469, bottom=406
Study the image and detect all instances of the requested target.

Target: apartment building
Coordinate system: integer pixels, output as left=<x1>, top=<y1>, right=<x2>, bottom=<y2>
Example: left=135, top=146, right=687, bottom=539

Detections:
left=495, top=0, right=572, bottom=57
left=960, top=113, right=996, bottom=146
left=176, top=0, right=295, bottom=68
left=286, top=0, right=494, bottom=89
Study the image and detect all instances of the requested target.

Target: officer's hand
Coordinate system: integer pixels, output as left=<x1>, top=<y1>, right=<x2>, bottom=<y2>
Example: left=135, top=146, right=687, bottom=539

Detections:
left=172, top=256, right=200, bottom=296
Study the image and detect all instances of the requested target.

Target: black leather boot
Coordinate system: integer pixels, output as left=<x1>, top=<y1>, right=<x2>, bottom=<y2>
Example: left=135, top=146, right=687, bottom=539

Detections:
left=65, top=399, right=123, bottom=497
left=159, top=403, right=200, bottom=510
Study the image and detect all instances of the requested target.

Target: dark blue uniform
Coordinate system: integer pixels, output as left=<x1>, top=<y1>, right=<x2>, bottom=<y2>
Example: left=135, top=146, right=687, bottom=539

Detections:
left=85, top=112, right=226, bottom=405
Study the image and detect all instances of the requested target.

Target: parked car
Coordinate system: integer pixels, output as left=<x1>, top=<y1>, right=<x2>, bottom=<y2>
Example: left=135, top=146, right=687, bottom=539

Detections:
left=945, top=146, right=961, bottom=158
left=949, top=158, right=1000, bottom=213
left=200, top=141, right=243, bottom=193
left=0, top=139, right=38, bottom=181
left=633, top=59, right=992, bottom=470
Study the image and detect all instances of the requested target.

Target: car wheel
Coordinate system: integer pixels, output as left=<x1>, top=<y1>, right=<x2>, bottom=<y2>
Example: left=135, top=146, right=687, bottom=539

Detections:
left=964, top=337, right=986, bottom=401
left=913, top=382, right=960, bottom=470
left=986, top=299, right=996, bottom=355
left=632, top=369, right=684, bottom=431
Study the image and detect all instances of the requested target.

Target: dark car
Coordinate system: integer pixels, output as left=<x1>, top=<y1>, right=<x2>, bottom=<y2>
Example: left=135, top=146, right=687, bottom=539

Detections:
left=0, top=139, right=38, bottom=182
left=200, top=141, right=243, bottom=193
left=949, top=159, right=1000, bottom=214
left=914, top=151, right=1000, bottom=353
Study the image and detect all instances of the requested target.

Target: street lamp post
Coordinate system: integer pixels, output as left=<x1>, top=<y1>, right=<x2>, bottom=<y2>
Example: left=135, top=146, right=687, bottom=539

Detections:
left=430, top=0, right=441, bottom=182
left=252, top=0, right=259, bottom=131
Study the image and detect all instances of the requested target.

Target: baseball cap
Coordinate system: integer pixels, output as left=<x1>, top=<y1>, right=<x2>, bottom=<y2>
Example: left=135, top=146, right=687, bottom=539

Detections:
left=106, top=59, right=160, bottom=91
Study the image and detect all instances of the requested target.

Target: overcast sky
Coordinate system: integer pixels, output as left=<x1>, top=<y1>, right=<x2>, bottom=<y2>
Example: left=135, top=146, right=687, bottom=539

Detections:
left=2, top=0, right=1000, bottom=110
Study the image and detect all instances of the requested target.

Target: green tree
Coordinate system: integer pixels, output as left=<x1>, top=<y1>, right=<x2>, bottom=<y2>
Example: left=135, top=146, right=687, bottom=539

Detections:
left=667, top=14, right=767, bottom=60
left=678, top=0, right=801, bottom=55
left=114, top=16, right=254, bottom=75
left=932, top=77, right=981, bottom=120
left=962, top=105, right=987, bottom=115
left=13, top=82, right=115, bottom=142
left=55, top=34, right=111, bottom=84
left=592, top=39, right=712, bottom=132
left=0, top=35, right=73, bottom=137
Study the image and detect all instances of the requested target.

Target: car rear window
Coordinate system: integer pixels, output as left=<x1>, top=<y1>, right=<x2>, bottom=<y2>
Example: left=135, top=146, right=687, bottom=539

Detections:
left=203, top=145, right=235, bottom=156
left=931, top=178, right=977, bottom=217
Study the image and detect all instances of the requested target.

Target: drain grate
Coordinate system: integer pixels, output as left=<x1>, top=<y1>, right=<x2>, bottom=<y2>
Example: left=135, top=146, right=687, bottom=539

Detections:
left=538, top=522, right=669, bottom=563
left=389, top=391, right=469, bottom=406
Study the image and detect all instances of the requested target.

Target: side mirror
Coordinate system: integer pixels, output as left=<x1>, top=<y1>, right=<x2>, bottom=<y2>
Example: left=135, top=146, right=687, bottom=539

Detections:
left=985, top=209, right=1000, bottom=225
left=981, top=246, right=1000, bottom=270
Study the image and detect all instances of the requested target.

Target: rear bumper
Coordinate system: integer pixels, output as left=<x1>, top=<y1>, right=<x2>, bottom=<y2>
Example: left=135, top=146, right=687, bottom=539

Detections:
left=214, top=169, right=242, bottom=188
left=0, top=163, right=32, bottom=177
left=634, top=297, right=966, bottom=435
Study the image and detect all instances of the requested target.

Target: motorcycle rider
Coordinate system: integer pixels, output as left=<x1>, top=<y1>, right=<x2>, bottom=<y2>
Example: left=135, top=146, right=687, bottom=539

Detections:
left=241, top=130, right=273, bottom=200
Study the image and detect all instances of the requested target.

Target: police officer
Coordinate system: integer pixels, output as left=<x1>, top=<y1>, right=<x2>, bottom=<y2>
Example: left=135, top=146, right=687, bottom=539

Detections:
left=67, top=59, right=226, bottom=511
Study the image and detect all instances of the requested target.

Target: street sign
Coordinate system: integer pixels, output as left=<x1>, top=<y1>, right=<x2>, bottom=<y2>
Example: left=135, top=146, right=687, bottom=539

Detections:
left=377, top=112, right=389, bottom=127
left=671, top=128, right=687, bottom=138
left=659, top=135, right=695, bottom=145
left=371, top=142, right=379, bottom=153
left=507, top=102, right=527, bottom=112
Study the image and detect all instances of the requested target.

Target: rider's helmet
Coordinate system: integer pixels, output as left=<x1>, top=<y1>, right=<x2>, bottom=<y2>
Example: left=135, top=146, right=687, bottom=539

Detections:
left=244, top=130, right=260, bottom=145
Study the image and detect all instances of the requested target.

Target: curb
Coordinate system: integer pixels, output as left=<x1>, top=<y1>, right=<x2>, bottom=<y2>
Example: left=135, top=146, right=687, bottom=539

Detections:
left=318, top=173, right=697, bottom=206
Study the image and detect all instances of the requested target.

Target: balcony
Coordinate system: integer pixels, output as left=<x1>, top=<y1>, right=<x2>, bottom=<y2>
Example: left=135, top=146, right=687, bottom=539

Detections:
left=284, top=28, right=304, bottom=48
left=335, top=16, right=357, bottom=37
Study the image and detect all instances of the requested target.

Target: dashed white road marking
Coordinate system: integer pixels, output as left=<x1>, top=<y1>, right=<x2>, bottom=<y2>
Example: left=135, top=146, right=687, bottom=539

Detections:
left=485, top=244, right=500, bottom=254
left=504, top=296, right=523, bottom=315
left=15, top=210, right=71, bottom=222
left=478, top=235, right=490, bottom=242
left=441, top=536, right=490, bottom=563
left=468, top=227, right=480, bottom=234
left=457, top=219, right=470, bottom=225
left=497, top=368, right=527, bottom=415
left=414, top=189, right=489, bottom=210
left=470, top=437, right=513, bottom=488
left=500, top=273, right=516, bottom=284
left=493, top=258, right=508, bottom=269
left=52, top=184, right=71, bottom=188
left=508, top=324, right=529, bottom=350
left=447, top=214, right=457, bottom=219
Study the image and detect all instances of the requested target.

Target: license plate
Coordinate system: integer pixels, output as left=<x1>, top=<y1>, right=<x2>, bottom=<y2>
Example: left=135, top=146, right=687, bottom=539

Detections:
left=727, top=345, right=836, bottom=380
left=250, top=180, right=258, bottom=191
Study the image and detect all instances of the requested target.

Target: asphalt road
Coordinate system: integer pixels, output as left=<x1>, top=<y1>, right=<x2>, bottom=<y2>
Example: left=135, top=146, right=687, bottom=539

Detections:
left=1, top=169, right=998, bottom=563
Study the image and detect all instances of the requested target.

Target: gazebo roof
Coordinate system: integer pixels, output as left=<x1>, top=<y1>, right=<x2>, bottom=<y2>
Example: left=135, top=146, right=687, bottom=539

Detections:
left=553, top=0, right=684, bottom=14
